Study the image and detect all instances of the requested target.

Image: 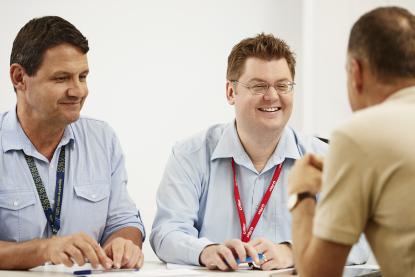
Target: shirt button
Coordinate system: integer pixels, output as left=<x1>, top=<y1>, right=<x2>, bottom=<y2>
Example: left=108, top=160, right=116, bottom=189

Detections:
left=13, top=201, right=19, bottom=207
left=91, top=194, right=96, bottom=199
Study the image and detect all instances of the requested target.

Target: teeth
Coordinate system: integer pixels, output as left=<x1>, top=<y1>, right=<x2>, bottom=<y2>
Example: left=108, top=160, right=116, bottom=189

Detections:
left=259, top=107, right=280, bottom=112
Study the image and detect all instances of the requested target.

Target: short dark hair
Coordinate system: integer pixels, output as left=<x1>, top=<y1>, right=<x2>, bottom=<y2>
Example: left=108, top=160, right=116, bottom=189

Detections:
left=10, top=16, right=89, bottom=76
left=348, top=7, right=415, bottom=82
left=227, top=33, right=296, bottom=81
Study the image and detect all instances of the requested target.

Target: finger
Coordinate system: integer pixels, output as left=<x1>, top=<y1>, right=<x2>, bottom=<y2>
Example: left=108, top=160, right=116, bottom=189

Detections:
left=65, top=245, right=85, bottom=266
left=74, top=240, right=100, bottom=268
left=244, top=243, right=260, bottom=264
left=309, top=154, right=324, bottom=170
left=225, top=240, right=246, bottom=263
left=137, top=252, right=144, bottom=269
left=81, top=235, right=112, bottom=269
left=214, top=255, right=230, bottom=271
left=218, top=246, right=238, bottom=270
left=121, top=241, right=134, bottom=267
left=111, top=240, right=125, bottom=269
left=57, top=252, right=74, bottom=267
left=124, top=246, right=140, bottom=269
left=261, top=259, right=278, bottom=271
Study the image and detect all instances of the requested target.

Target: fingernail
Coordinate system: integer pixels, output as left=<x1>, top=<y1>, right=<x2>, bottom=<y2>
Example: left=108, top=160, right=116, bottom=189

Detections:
left=116, top=263, right=121, bottom=268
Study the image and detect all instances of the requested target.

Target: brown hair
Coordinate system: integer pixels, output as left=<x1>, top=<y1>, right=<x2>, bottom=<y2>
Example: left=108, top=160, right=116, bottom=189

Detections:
left=11, top=16, right=89, bottom=76
left=226, top=33, right=296, bottom=81
left=348, top=6, right=415, bottom=82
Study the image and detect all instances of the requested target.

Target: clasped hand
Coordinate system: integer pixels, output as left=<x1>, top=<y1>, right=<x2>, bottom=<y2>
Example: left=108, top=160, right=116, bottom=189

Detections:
left=199, top=238, right=293, bottom=271
left=43, top=232, right=143, bottom=269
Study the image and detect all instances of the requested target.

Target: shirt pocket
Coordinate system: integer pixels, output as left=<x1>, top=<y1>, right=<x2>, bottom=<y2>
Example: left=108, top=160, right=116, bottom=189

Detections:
left=72, top=183, right=110, bottom=237
left=0, top=190, right=36, bottom=242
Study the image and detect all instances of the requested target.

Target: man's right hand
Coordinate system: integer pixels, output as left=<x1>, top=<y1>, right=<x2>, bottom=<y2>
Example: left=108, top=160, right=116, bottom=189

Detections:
left=199, top=239, right=261, bottom=271
left=43, top=232, right=113, bottom=269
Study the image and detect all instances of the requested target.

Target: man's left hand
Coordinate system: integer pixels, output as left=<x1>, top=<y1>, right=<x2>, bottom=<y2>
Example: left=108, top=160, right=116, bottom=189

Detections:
left=103, top=237, right=144, bottom=269
left=248, top=238, right=293, bottom=270
left=288, top=153, right=324, bottom=196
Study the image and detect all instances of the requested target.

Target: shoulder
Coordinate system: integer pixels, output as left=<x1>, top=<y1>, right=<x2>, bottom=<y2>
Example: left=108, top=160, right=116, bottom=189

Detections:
left=172, top=123, right=227, bottom=157
left=70, top=116, right=118, bottom=147
left=285, top=126, right=329, bottom=156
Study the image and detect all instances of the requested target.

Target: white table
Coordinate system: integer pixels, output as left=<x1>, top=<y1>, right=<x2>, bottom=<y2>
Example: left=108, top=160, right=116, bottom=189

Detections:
left=0, top=261, right=292, bottom=277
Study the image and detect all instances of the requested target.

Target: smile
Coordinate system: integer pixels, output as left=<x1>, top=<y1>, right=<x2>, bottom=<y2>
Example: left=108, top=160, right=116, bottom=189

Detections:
left=258, top=107, right=281, bottom=112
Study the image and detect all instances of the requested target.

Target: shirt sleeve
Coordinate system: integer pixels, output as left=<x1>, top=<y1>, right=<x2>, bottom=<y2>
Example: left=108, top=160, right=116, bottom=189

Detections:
left=150, top=147, right=213, bottom=265
left=313, top=130, right=375, bottom=246
left=100, top=130, right=145, bottom=244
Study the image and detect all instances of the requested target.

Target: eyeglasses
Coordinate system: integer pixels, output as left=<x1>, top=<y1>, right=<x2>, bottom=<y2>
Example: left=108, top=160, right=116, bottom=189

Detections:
left=231, top=80, right=295, bottom=95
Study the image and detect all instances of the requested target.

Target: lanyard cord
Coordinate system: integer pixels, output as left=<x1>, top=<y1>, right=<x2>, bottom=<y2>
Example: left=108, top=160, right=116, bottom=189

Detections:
left=24, top=146, right=66, bottom=235
left=232, top=158, right=283, bottom=242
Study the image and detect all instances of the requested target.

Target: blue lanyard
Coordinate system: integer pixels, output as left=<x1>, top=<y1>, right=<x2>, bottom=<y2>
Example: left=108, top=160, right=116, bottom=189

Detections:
left=24, top=146, right=66, bottom=235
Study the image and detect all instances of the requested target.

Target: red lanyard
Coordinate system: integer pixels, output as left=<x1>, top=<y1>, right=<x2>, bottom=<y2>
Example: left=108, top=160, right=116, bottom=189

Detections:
left=231, top=158, right=283, bottom=242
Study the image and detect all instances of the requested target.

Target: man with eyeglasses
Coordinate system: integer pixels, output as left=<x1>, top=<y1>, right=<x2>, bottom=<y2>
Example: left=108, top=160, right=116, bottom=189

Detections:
left=150, top=33, right=369, bottom=270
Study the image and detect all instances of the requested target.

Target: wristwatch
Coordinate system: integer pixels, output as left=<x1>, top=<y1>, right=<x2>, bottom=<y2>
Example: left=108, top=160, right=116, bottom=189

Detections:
left=287, top=192, right=316, bottom=212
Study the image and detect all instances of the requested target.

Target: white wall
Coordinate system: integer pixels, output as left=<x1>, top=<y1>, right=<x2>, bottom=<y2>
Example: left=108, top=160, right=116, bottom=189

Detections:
left=1, top=0, right=414, bottom=261
left=302, top=0, right=415, bottom=137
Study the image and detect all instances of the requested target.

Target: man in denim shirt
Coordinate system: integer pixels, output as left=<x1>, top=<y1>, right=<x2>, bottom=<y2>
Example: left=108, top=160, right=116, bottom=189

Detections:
left=151, top=34, right=369, bottom=271
left=0, top=16, right=144, bottom=270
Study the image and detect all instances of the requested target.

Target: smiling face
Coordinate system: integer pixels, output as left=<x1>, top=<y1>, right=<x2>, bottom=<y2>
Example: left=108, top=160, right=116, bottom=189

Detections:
left=227, top=57, right=294, bottom=136
left=19, top=43, right=89, bottom=127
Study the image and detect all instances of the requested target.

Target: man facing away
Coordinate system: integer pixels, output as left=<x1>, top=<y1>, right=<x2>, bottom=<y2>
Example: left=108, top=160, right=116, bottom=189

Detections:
left=0, top=16, right=145, bottom=269
left=151, top=33, right=369, bottom=271
left=289, top=6, right=415, bottom=277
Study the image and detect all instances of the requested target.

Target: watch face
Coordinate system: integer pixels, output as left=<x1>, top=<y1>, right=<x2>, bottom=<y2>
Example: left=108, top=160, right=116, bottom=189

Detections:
left=287, top=194, right=298, bottom=211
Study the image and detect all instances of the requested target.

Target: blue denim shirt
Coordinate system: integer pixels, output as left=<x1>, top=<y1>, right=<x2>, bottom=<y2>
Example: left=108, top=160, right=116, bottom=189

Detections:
left=0, top=110, right=145, bottom=244
left=150, top=122, right=369, bottom=265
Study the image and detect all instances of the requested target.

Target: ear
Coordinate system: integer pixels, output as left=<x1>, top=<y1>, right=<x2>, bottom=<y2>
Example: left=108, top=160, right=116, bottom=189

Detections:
left=226, top=80, right=236, bottom=105
left=10, top=63, right=27, bottom=92
left=349, top=58, right=364, bottom=95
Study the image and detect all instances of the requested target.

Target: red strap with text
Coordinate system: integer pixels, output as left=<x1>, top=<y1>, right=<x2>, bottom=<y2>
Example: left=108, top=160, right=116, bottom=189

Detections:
left=231, top=158, right=283, bottom=242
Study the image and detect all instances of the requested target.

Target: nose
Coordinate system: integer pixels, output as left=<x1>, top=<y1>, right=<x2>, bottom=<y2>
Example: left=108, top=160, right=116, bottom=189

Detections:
left=67, top=79, right=87, bottom=98
left=263, top=86, right=280, bottom=101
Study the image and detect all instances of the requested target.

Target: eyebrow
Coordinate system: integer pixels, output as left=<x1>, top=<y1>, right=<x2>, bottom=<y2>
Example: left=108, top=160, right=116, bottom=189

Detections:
left=51, top=69, right=90, bottom=76
left=248, top=77, right=293, bottom=83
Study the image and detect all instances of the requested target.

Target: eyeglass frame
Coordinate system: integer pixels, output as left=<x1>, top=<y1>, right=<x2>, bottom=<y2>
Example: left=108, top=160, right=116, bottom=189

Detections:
left=230, top=79, right=296, bottom=95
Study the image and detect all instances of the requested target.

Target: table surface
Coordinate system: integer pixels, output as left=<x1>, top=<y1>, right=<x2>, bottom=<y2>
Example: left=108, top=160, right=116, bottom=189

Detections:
left=0, top=261, right=294, bottom=277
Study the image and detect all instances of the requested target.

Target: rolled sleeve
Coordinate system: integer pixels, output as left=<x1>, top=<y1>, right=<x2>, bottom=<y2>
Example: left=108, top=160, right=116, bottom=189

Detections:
left=101, top=132, right=145, bottom=244
left=150, top=147, right=209, bottom=265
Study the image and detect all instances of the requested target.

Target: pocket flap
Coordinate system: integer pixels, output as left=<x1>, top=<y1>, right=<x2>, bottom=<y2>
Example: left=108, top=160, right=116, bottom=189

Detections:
left=0, top=191, right=36, bottom=210
left=74, top=184, right=109, bottom=202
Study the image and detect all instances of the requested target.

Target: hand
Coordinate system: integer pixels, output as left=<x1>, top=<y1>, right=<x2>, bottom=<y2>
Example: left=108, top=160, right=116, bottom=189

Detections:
left=44, top=232, right=112, bottom=269
left=248, top=238, right=293, bottom=270
left=103, top=237, right=144, bottom=269
left=199, top=239, right=260, bottom=271
left=288, top=154, right=324, bottom=196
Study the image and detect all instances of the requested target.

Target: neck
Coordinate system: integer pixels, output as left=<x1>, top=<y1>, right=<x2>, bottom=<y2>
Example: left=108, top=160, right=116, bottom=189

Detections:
left=366, top=77, right=415, bottom=106
left=236, top=123, right=282, bottom=172
left=17, top=105, right=65, bottom=161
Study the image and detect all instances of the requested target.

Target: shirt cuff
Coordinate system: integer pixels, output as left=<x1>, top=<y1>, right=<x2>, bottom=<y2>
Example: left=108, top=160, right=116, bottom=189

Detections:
left=188, top=237, right=215, bottom=266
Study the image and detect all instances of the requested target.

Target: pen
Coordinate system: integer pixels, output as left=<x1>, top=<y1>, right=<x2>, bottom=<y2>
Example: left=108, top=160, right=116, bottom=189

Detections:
left=73, top=268, right=138, bottom=275
left=236, top=253, right=265, bottom=264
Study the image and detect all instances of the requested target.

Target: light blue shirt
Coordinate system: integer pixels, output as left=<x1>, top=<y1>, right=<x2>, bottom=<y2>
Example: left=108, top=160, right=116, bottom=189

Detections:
left=0, top=110, right=145, bottom=244
left=150, top=122, right=369, bottom=265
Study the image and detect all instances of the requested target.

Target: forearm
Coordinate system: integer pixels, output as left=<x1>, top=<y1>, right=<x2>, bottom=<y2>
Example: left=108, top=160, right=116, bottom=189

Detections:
left=103, top=227, right=142, bottom=249
left=0, top=239, right=49, bottom=270
left=292, top=198, right=316, bottom=275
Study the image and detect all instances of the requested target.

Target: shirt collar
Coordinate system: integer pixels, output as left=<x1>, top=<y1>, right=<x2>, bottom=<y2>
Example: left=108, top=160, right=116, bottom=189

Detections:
left=384, top=85, right=415, bottom=102
left=211, top=121, right=302, bottom=173
left=2, top=108, right=75, bottom=158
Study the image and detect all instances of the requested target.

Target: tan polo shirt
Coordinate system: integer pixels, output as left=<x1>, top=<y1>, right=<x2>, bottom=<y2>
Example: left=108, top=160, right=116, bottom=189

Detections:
left=314, top=86, right=415, bottom=277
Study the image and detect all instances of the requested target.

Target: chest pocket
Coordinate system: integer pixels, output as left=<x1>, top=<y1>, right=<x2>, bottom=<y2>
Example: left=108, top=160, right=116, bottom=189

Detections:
left=0, top=190, right=36, bottom=242
left=73, top=183, right=110, bottom=235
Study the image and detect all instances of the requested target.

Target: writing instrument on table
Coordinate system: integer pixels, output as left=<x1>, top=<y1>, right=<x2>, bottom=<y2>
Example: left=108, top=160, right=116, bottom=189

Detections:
left=73, top=268, right=138, bottom=275
left=236, top=253, right=265, bottom=264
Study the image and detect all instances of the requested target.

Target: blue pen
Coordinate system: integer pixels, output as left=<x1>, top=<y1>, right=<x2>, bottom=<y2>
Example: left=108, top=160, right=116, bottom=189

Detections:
left=236, top=253, right=265, bottom=264
left=73, top=268, right=138, bottom=275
